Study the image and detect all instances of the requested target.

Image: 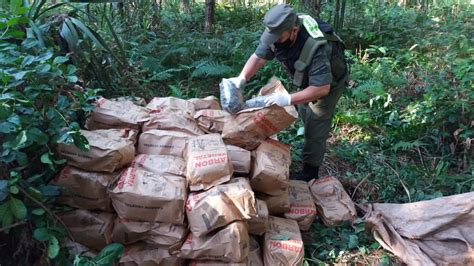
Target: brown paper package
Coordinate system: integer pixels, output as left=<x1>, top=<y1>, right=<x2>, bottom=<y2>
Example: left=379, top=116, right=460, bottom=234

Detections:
left=59, top=209, right=115, bottom=251
left=177, top=221, right=249, bottom=263
left=63, top=240, right=97, bottom=258
left=188, top=96, right=221, bottom=111
left=51, top=166, right=120, bottom=211
left=248, top=199, right=269, bottom=236
left=147, top=96, right=195, bottom=116
left=85, top=97, right=150, bottom=130
left=250, top=139, right=291, bottom=196
left=130, top=154, right=186, bottom=176
left=138, top=129, right=192, bottom=158
left=109, top=167, right=186, bottom=224
left=143, top=111, right=204, bottom=136
left=226, top=145, right=251, bottom=174
left=194, top=109, right=231, bottom=134
left=119, top=242, right=183, bottom=266
left=221, top=78, right=298, bottom=150
left=111, top=218, right=187, bottom=247
left=257, top=191, right=290, bottom=215
left=57, top=129, right=137, bottom=173
left=284, top=180, right=317, bottom=231
left=309, top=176, right=357, bottom=226
left=186, top=177, right=257, bottom=237
left=263, top=216, right=304, bottom=266
left=186, top=134, right=233, bottom=191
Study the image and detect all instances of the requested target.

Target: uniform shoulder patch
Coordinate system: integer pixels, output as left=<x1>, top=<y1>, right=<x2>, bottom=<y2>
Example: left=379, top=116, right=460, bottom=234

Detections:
left=299, top=14, right=324, bottom=39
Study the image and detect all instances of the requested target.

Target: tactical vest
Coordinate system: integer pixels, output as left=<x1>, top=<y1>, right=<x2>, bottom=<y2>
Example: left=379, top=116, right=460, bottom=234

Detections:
left=293, top=15, right=346, bottom=88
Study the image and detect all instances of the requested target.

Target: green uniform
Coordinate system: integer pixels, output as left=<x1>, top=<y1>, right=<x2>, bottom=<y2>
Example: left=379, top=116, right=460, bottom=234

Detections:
left=255, top=24, right=348, bottom=168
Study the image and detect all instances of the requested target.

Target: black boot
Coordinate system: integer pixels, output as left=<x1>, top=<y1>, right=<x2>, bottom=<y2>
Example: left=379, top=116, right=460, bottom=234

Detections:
left=293, top=164, right=319, bottom=182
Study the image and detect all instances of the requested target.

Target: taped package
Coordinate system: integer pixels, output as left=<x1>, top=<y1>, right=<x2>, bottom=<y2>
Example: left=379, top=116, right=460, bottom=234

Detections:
left=52, top=166, right=120, bottom=211
left=109, top=167, right=187, bottom=224
left=57, top=129, right=137, bottom=173
left=85, top=97, right=150, bottom=130
left=186, top=177, right=256, bottom=236
left=250, top=139, right=291, bottom=195
left=186, top=134, right=233, bottom=191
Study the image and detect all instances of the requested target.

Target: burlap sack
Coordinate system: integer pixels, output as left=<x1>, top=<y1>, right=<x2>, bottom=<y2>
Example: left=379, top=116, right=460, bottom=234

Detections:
left=221, top=78, right=298, bottom=150
left=186, top=134, right=233, bottom=191
left=138, top=130, right=192, bottom=158
left=57, top=129, right=137, bottom=173
left=142, top=111, right=204, bottom=136
left=364, top=192, right=474, bottom=266
left=248, top=199, right=269, bottom=236
left=250, top=139, right=290, bottom=195
left=147, top=96, right=195, bottom=116
left=264, top=216, right=304, bottom=266
left=59, top=209, right=115, bottom=251
left=226, top=145, right=251, bottom=174
left=109, top=167, right=186, bottom=224
left=186, top=177, right=257, bottom=236
left=189, top=96, right=221, bottom=111
left=130, top=154, right=185, bottom=176
left=284, top=180, right=317, bottom=231
left=309, top=176, right=356, bottom=226
left=111, top=218, right=187, bottom=247
left=119, top=242, right=183, bottom=266
left=85, top=97, right=150, bottom=130
left=177, top=221, right=249, bottom=262
left=258, top=191, right=290, bottom=215
left=194, top=109, right=231, bottom=134
left=51, top=166, right=119, bottom=211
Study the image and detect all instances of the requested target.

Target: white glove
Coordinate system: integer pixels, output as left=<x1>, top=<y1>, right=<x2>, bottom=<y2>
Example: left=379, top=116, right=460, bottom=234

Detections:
left=264, top=93, right=292, bottom=107
left=226, top=75, right=246, bottom=89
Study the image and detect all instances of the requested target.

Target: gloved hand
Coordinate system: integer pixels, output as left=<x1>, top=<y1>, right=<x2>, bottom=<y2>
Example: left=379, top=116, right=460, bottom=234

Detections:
left=225, top=75, right=246, bottom=89
left=264, top=93, right=292, bottom=107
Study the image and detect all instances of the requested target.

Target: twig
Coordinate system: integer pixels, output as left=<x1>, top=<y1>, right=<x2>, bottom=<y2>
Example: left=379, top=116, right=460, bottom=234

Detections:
left=383, top=160, right=412, bottom=202
left=0, top=220, right=27, bottom=233
left=18, top=186, right=75, bottom=242
left=417, top=147, right=427, bottom=172
left=351, top=173, right=371, bottom=199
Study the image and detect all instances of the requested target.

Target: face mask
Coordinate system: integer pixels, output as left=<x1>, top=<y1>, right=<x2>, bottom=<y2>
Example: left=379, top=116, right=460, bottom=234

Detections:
left=274, top=30, right=295, bottom=49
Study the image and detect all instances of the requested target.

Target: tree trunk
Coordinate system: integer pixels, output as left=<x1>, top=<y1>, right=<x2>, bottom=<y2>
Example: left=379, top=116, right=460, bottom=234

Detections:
left=204, top=0, right=215, bottom=34
left=182, top=0, right=191, bottom=14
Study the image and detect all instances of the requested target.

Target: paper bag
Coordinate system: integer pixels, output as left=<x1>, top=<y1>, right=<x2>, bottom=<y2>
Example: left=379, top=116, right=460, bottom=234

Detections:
left=309, top=176, right=356, bottom=226
left=186, top=177, right=256, bottom=236
left=186, top=134, right=232, bottom=191
left=109, top=167, right=187, bottom=224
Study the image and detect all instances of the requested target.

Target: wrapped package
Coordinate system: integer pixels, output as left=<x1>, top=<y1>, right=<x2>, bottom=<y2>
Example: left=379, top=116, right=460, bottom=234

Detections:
left=248, top=199, right=269, bottom=236
left=220, top=78, right=245, bottom=114
left=226, top=145, right=251, bottom=174
left=57, top=129, right=137, bottom=173
left=142, top=111, right=204, bottom=136
left=51, top=166, right=119, bottom=211
left=138, top=130, right=192, bottom=158
left=221, top=78, right=298, bottom=150
left=257, top=191, right=290, bottom=215
left=111, top=218, right=187, bottom=247
left=284, top=180, right=317, bottom=231
left=263, top=216, right=304, bottom=266
left=130, top=154, right=185, bottom=176
left=59, top=209, right=115, bottom=251
left=147, top=96, right=195, bottom=116
left=186, top=134, right=233, bottom=191
left=176, top=222, right=249, bottom=263
left=250, top=139, right=291, bottom=196
left=186, top=177, right=256, bottom=236
left=194, top=109, right=231, bottom=134
left=85, top=97, right=150, bottom=130
left=188, top=96, right=221, bottom=111
left=119, top=243, right=183, bottom=266
left=109, top=167, right=186, bottom=224
left=309, top=176, right=357, bottom=226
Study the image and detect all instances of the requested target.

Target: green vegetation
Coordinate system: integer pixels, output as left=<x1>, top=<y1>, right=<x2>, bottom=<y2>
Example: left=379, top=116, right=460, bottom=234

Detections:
left=1, top=0, right=472, bottom=264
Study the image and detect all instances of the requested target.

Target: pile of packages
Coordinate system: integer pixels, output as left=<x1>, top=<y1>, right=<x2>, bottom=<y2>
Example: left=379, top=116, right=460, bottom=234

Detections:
left=53, top=77, right=357, bottom=265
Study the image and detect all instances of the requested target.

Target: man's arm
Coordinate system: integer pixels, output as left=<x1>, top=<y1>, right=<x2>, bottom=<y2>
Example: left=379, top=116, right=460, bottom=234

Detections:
left=239, top=53, right=267, bottom=81
left=290, top=84, right=330, bottom=105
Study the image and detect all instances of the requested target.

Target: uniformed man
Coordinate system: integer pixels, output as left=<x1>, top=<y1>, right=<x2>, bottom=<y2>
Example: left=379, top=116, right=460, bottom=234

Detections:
left=224, top=4, right=349, bottom=181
